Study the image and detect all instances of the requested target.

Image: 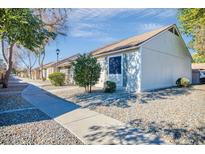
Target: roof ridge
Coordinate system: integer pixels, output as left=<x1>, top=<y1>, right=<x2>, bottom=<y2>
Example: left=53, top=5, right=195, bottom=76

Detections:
left=56, top=53, right=81, bottom=65
left=91, top=24, right=175, bottom=56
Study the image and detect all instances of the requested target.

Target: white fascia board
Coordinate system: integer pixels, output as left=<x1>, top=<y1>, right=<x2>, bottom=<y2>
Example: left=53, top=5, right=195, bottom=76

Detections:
left=138, top=24, right=192, bottom=60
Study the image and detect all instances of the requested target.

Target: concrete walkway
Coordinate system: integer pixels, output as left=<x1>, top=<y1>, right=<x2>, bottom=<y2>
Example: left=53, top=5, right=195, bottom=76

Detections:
left=20, top=78, right=168, bottom=145
left=22, top=84, right=124, bottom=144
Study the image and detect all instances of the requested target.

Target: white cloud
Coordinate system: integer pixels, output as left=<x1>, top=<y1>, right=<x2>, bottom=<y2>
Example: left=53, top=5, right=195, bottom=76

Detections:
left=69, top=23, right=98, bottom=37
left=69, top=22, right=116, bottom=43
left=69, top=8, right=138, bottom=22
left=68, top=9, right=177, bottom=42
left=138, top=9, right=177, bottom=19
left=70, top=8, right=177, bottom=22
left=137, top=23, right=164, bottom=33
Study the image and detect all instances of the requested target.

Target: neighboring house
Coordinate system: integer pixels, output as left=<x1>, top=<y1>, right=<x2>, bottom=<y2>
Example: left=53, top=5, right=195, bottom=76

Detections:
left=91, top=24, right=192, bottom=92
left=31, top=67, right=41, bottom=80
left=0, top=58, right=6, bottom=83
left=56, top=54, right=80, bottom=85
left=192, top=63, right=205, bottom=84
left=31, top=54, right=80, bottom=84
left=42, top=62, right=55, bottom=79
left=17, top=69, right=27, bottom=78
left=0, top=60, right=6, bottom=71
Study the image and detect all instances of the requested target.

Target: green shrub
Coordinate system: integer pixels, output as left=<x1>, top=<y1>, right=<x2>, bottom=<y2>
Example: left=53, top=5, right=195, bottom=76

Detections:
left=42, top=77, right=46, bottom=81
left=176, top=77, right=190, bottom=87
left=48, top=72, right=65, bottom=86
left=104, top=81, right=116, bottom=93
left=72, top=54, right=101, bottom=93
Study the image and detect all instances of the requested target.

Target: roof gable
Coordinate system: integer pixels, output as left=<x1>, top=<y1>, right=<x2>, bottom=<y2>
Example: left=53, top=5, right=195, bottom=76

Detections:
left=57, top=54, right=80, bottom=67
left=90, top=24, right=182, bottom=57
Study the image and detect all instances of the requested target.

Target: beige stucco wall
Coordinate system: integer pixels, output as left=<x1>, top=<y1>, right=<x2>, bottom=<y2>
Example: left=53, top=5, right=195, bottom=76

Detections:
left=43, top=67, right=55, bottom=79
left=141, top=30, right=192, bottom=91
left=59, top=66, right=75, bottom=85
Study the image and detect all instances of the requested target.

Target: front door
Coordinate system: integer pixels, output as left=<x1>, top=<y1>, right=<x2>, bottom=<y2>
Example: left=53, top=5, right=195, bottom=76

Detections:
left=108, top=54, right=123, bottom=89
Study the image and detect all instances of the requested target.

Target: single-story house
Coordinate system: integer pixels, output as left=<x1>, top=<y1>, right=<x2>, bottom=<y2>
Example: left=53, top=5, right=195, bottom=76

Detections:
left=91, top=24, right=192, bottom=92
left=30, top=62, right=55, bottom=80
left=31, top=67, right=41, bottom=80
left=31, top=54, right=80, bottom=84
left=0, top=69, right=6, bottom=85
left=192, top=63, right=205, bottom=84
left=56, top=54, right=80, bottom=85
left=16, top=69, right=28, bottom=78
left=42, top=62, right=55, bottom=80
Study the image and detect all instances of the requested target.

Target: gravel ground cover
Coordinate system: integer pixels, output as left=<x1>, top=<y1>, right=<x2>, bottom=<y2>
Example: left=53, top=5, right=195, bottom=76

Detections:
left=0, top=92, right=83, bottom=145
left=0, top=94, right=33, bottom=112
left=20, top=78, right=205, bottom=144
left=0, top=84, right=28, bottom=93
left=46, top=86, right=85, bottom=99
left=0, top=120, right=83, bottom=145
left=0, top=109, right=83, bottom=144
left=41, top=85, right=72, bottom=91
left=50, top=85, right=205, bottom=144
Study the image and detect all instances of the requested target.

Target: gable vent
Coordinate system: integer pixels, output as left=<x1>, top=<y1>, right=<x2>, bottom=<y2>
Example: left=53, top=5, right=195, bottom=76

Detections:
left=168, top=27, right=179, bottom=37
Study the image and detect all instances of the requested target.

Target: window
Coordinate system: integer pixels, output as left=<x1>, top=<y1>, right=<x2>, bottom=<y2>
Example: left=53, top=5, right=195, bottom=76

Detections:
left=109, top=56, right=121, bottom=74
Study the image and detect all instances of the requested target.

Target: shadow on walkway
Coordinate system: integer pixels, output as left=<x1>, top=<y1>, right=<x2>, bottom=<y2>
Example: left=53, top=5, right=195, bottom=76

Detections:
left=84, top=124, right=165, bottom=144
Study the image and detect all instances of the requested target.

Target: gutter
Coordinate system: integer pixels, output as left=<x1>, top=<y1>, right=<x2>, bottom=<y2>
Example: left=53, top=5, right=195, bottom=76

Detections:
left=93, top=46, right=140, bottom=58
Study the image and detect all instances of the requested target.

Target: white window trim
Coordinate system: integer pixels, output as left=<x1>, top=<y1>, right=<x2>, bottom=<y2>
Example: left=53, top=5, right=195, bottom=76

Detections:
left=108, top=54, right=123, bottom=87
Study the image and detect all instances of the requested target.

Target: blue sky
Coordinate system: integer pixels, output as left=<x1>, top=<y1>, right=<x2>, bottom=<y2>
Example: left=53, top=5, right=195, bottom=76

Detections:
left=44, top=8, right=192, bottom=64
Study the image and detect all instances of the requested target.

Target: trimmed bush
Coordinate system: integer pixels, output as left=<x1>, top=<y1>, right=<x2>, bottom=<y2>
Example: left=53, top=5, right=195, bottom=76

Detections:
left=48, top=72, right=65, bottom=86
left=104, top=81, right=116, bottom=93
left=176, top=77, right=190, bottom=87
left=72, top=54, right=101, bottom=93
left=42, top=77, right=46, bottom=81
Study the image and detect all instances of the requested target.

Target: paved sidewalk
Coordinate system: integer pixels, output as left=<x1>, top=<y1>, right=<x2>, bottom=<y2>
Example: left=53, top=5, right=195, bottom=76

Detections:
left=21, top=78, right=168, bottom=144
left=22, top=85, right=125, bottom=144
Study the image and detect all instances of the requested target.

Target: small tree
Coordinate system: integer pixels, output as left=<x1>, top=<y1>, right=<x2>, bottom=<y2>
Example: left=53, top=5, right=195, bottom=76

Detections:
left=192, top=53, right=205, bottom=63
left=177, top=9, right=205, bottom=56
left=16, top=47, right=38, bottom=79
left=72, top=54, right=101, bottom=93
left=32, top=8, right=70, bottom=81
left=0, top=9, right=56, bottom=88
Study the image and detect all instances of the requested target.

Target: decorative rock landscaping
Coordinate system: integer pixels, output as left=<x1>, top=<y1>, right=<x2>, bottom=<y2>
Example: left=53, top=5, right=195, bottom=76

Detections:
left=0, top=94, right=33, bottom=112
left=0, top=80, right=83, bottom=145
left=0, top=114, right=83, bottom=144
left=19, top=78, right=205, bottom=144
left=49, top=85, right=205, bottom=145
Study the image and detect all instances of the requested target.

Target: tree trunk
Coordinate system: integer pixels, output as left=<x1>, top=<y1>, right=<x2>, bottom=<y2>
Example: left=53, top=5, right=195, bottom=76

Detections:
left=2, top=44, right=14, bottom=88
left=89, top=73, right=92, bottom=93
left=29, top=68, right=32, bottom=79
left=38, top=51, right=45, bottom=81
left=89, top=85, right=92, bottom=93
left=40, top=62, right=44, bottom=80
left=40, top=66, right=43, bottom=80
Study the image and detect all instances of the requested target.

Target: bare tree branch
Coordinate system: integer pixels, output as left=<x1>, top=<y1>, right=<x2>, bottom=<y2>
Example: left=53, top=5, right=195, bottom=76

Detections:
left=15, top=48, right=37, bottom=78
